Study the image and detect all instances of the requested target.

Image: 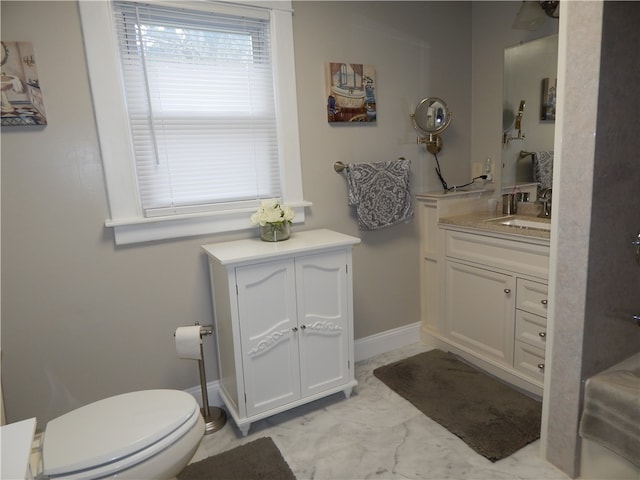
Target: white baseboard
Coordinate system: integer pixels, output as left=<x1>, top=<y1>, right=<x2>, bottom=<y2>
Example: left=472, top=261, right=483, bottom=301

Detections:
left=354, top=321, right=421, bottom=362
left=185, top=381, right=224, bottom=408
left=187, top=321, right=422, bottom=407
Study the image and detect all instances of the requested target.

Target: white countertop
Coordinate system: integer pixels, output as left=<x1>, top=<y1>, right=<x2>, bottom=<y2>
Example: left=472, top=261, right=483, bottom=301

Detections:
left=439, top=212, right=551, bottom=241
left=202, top=229, right=361, bottom=265
left=415, top=188, right=487, bottom=199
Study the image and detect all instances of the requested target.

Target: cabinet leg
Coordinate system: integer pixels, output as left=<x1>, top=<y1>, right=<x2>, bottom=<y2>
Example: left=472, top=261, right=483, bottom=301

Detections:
left=343, top=386, right=353, bottom=399
left=239, top=424, right=250, bottom=437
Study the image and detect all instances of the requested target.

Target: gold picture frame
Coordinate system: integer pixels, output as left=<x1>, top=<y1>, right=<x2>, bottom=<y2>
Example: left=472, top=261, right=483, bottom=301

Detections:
left=540, top=77, right=556, bottom=121
left=326, top=62, right=376, bottom=123
left=1, top=41, right=47, bottom=126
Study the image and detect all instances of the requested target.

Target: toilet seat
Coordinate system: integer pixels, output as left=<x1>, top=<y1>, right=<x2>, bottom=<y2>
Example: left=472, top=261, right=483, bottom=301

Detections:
left=42, top=390, right=200, bottom=479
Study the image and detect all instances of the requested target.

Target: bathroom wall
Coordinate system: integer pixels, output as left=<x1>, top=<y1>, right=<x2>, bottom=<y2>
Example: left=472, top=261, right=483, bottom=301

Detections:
left=542, top=1, right=640, bottom=476
left=7, top=11, right=626, bottom=478
left=291, top=0, right=472, bottom=336
left=502, top=35, right=558, bottom=186
left=1, top=1, right=472, bottom=425
left=469, top=3, right=640, bottom=477
left=470, top=1, right=558, bottom=191
left=541, top=3, right=603, bottom=474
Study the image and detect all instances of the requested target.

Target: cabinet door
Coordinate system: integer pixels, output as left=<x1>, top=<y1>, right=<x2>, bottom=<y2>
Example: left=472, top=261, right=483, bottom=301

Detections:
left=295, top=250, right=350, bottom=398
left=236, top=259, right=300, bottom=417
left=445, top=260, right=515, bottom=365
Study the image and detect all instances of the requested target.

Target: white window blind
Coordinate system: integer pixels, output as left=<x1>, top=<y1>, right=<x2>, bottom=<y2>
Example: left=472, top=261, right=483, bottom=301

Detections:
left=113, top=1, right=281, bottom=217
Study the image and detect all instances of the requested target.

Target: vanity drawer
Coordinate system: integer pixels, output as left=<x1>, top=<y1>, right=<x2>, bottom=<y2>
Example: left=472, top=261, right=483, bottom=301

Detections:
left=515, top=310, right=547, bottom=349
left=444, top=230, right=549, bottom=279
left=514, top=341, right=545, bottom=383
left=516, top=278, right=548, bottom=317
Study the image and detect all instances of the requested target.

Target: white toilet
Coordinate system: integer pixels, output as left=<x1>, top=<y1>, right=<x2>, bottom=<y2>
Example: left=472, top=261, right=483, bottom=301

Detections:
left=33, top=389, right=205, bottom=479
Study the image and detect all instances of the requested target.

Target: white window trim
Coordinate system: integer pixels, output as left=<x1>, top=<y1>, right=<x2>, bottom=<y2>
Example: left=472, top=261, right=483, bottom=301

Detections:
left=79, top=0, right=309, bottom=245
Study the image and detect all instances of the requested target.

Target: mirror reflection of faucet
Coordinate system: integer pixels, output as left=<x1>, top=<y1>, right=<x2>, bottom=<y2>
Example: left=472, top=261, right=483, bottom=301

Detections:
left=538, top=188, right=552, bottom=218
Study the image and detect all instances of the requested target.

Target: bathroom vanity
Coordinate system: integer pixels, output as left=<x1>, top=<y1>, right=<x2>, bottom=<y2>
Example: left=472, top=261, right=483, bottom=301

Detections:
left=202, top=229, right=360, bottom=436
left=417, top=192, right=550, bottom=396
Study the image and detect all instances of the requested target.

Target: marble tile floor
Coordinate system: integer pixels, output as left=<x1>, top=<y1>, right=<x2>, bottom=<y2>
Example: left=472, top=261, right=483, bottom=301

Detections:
left=189, top=343, right=568, bottom=480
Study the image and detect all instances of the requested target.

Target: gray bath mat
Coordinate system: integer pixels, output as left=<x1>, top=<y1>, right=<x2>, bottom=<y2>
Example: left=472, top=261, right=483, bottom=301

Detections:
left=178, top=437, right=296, bottom=480
left=373, top=349, right=542, bottom=462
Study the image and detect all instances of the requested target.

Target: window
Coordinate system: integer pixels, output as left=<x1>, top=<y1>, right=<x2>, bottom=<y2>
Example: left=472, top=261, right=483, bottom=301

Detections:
left=79, top=1, right=307, bottom=245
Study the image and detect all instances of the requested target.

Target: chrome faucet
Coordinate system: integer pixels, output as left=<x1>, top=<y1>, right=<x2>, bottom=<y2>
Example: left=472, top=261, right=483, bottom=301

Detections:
left=538, top=188, right=552, bottom=218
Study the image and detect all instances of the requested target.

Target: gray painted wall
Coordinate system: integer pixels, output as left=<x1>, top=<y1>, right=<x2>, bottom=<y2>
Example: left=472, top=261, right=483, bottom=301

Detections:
left=471, top=1, right=558, bottom=191
left=7, top=8, right=627, bottom=478
left=2, top=1, right=473, bottom=426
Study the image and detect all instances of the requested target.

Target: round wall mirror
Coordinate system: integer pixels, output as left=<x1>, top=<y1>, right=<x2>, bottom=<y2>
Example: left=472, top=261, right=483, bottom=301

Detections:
left=503, top=105, right=516, bottom=133
left=411, top=97, right=451, bottom=136
left=410, top=97, right=451, bottom=154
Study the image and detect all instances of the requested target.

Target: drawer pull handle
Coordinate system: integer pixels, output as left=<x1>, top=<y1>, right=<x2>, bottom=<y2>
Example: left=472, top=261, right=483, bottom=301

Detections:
left=538, top=331, right=546, bottom=338
left=504, top=288, right=511, bottom=294
left=541, top=299, right=548, bottom=305
left=538, top=363, right=545, bottom=371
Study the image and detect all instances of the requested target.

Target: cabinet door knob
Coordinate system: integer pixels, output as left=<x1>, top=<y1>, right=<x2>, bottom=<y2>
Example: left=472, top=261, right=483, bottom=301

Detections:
left=538, top=331, right=546, bottom=338
left=292, top=327, right=298, bottom=332
left=504, top=288, right=511, bottom=294
left=538, top=363, right=545, bottom=371
left=541, top=299, right=548, bottom=305
left=300, top=324, right=306, bottom=330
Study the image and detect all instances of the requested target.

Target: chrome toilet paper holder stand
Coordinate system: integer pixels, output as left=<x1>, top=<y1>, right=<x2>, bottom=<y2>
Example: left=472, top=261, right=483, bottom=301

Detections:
left=179, top=322, right=227, bottom=434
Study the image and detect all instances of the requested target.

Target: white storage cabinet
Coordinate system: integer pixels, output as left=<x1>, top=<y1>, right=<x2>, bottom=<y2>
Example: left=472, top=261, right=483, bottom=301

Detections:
left=202, top=229, right=360, bottom=436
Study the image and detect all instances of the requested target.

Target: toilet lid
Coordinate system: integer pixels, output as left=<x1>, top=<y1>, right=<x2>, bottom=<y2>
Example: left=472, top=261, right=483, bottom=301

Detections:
left=43, top=389, right=198, bottom=476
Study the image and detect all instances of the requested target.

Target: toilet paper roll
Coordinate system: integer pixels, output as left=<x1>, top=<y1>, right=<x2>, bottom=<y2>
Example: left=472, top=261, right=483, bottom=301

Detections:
left=175, top=326, right=202, bottom=360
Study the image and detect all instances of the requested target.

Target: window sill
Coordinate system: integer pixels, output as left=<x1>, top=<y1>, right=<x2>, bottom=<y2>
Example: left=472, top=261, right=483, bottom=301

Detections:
left=106, top=201, right=312, bottom=245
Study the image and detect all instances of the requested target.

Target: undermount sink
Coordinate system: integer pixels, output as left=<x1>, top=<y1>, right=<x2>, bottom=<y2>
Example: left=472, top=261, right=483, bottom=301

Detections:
left=498, top=218, right=551, bottom=231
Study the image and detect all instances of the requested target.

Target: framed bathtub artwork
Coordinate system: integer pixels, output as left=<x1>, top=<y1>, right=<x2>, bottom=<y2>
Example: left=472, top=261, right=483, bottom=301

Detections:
left=326, top=62, right=376, bottom=123
left=540, top=77, right=556, bottom=121
left=1, top=41, right=47, bottom=126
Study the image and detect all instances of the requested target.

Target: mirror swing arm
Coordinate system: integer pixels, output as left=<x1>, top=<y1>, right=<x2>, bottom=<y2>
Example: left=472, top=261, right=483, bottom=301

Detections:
left=503, top=100, right=527, bottom=145
left=411, top=97, right=487, bottom=193
left=417, top=133, right=443, bottom=155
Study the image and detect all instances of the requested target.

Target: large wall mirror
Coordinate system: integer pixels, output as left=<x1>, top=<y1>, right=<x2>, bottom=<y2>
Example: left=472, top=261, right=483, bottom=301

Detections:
left=502, top=34, right=558, bottom=190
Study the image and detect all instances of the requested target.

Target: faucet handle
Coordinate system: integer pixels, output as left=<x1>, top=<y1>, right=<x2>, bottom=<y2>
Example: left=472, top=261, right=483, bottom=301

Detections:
left=538, top=197, right=551, bottom=218
left=539, top=187, right=552, bottom=199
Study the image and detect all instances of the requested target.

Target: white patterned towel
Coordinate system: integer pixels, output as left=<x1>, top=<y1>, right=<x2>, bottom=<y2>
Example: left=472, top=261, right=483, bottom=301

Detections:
left=346, top=158, right=414, bottom=230
left=533, top=151, right=553, bottom=190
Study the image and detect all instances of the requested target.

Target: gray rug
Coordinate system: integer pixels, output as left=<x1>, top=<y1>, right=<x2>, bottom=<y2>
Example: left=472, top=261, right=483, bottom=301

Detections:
left=178, top=437, right=296, bottom=480
left=373, top=349, right=542, bottom=462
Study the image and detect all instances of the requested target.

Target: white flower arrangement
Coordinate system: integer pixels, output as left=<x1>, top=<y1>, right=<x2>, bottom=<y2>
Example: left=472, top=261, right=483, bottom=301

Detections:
left=250, top=198, right=295, bottom=227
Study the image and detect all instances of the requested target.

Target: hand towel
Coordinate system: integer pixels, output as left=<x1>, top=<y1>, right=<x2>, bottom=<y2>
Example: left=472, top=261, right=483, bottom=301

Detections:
left=346, top=158, right=414, bottom=231
left=532, top=151, right=553, bottom=190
